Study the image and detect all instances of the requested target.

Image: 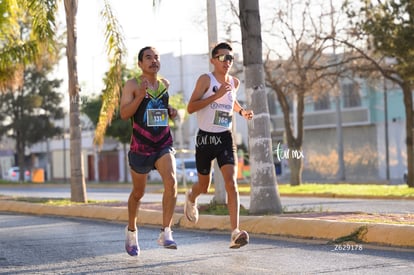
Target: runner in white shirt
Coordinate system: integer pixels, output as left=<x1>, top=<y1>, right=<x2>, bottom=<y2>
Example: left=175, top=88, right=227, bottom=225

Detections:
left=185, top=42, right=254, bottom=248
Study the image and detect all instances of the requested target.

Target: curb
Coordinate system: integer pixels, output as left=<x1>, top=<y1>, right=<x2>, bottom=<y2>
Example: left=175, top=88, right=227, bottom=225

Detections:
left=1, top=200, right=413, bottom=248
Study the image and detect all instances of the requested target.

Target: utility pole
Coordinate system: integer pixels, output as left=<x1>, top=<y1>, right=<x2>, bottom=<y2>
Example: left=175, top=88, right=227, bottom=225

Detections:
left=331, top=0, right=345, bottom=181
left=207, top=0, right=218, bottom=66
left=207, top=0, right=226, bottom=204
left=384, top=77, right=390, bottom=180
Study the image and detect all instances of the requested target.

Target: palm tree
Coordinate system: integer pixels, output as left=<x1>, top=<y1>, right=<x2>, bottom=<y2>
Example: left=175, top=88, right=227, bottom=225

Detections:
left=64, top=0, right=125, bottom=202
left=64, top=0, right=87, bottom=202
left=1, top=0, right=125, bottom=202
left=0, top=0, right=58, bottom=92
left=238, top=0, right=282, bottom=214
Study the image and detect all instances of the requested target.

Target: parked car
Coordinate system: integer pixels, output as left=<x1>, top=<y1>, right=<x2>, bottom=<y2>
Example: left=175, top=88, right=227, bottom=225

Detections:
left=5, top=166, right=31, bottom=182
left=147, top=170, right=163, bottom=182
left=146, top=159, right=198, bottom=183
left=176, top=159, right=198, bottom=183
left=146, top=159, right=201, bottom=183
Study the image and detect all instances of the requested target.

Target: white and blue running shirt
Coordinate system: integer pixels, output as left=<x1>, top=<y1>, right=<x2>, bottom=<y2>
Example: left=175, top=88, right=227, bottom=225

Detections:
left=196, top=72, right=236, bottom=133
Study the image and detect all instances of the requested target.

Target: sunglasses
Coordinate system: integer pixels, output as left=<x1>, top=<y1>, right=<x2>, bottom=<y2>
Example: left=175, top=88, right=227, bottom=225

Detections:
left=215, top=54, right=234, bottom=62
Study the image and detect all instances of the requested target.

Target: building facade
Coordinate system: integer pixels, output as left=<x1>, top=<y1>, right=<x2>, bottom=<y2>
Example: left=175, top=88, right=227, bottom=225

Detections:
left=269, top=77, right=407, bottom=183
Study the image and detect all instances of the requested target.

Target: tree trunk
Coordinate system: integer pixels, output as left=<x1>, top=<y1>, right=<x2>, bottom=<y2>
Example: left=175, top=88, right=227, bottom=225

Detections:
left=402, top=82, right=414, bottom=187
left=64, top=0, right=87, bottom=202
left=286, top=92, right=305, bottom=186
left=239, top=0, right=282, bottom=214
left=16, top=92, right=25, bottom=182
left=16, top=133, right=25, bottom=182
left=288, top=152, right=303, bottom=186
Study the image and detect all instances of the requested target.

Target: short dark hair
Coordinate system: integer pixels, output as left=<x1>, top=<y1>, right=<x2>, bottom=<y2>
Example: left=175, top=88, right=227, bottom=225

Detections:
left=138, top=46, right=154, bottom=62
left=211, top=42, right=232, bottom=58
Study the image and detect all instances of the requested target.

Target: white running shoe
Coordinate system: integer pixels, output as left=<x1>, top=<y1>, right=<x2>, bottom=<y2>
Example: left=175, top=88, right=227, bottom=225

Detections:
left=229, top=229, right=249, bottom=249
left=184, top=190, right=199, bottom=223
left=125, top=226, right=140, bottom=256
left=157, top=227, right=177, bottom=249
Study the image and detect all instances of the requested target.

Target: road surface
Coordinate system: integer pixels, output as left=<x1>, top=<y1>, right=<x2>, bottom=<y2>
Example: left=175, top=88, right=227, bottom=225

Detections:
left=1, top=213, right=413, bottom=274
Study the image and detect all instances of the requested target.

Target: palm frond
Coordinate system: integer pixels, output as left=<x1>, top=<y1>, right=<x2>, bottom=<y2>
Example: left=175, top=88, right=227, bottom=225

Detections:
left=0, top=0, right=59, bottom=91
left=0, top=41, right=37, bottom=92
left=94, top=0, right=126, bottom=146
left=0, top=41, right=39, bottom=67
left=23, top=0, right=58, bottom=42
left=0, top=0, right=17, bottom=33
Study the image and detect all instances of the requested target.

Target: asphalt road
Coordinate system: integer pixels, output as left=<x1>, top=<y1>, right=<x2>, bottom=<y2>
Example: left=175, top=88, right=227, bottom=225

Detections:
left=0, top=184, right=413, bottom=214
left=1, top=213, right=413, bottom=275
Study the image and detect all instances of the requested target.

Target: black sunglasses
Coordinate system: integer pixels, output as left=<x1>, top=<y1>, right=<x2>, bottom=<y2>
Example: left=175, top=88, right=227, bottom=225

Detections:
left=215, top=54, right=234, bottom=62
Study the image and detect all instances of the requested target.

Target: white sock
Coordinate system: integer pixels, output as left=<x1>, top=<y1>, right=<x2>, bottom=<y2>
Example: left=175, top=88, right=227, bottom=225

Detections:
left=232, top=228, right=240, bottom=236
left=164, top=227, right=173, bottom=241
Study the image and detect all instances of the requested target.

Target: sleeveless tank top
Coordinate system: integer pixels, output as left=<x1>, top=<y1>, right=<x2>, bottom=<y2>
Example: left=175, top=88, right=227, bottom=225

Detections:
left=196, top=72, right=236, bottom=133
left=130, top=78, right=173, bottom=155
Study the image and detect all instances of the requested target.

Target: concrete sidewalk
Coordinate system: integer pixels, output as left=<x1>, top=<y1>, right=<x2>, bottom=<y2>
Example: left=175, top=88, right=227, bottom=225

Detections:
left=1, top=198, right=413, bottom=249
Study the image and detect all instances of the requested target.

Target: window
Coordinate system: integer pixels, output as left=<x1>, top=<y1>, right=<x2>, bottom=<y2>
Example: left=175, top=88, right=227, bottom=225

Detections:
left=342, top=83, right=361, bottom=108
left=314, top=93, right=330, bottom=110
left=267, top=92, right=277, bottom=115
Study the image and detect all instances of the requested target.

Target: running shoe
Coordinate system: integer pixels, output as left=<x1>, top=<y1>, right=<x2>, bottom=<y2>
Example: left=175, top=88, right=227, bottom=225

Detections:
left=184, top=190, right=199, bottom=223
left=157, top=227, right=177, bottom=249
left=125, top=226, right=140, bottom=256
left=229, top=229, right=249, bottom=249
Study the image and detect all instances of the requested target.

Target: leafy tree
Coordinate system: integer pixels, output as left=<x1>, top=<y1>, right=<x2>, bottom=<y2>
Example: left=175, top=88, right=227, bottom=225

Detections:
left=0, top=67, right=63, bottom=180
left=81, top=95, right=131, bottom=146
left=0, top=0, right=58, bottom=92
left=0, top=0, right=61, bottom=182
left=239, top=0, right=282, bottom=214
left=168, top=92, right=188, bottom=128
left=343, top=0, right=414, bottom=187
left=263, top=0, right=349, bottom=185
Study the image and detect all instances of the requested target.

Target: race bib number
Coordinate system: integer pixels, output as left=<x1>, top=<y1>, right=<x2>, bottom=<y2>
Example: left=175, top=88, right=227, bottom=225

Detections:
left=213, top=110, right=231, bottom=128
left=147, top=109, right=168, bottom=126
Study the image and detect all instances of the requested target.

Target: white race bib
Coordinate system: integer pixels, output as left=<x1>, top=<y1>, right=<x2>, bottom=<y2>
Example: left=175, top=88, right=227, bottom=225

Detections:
left=147, top=109, right=168, bottom=126
left=213, top=110, right=231, bottom=128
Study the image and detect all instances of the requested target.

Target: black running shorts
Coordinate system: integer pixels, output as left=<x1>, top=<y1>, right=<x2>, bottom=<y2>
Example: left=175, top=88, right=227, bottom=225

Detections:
left=128, top=146, right=175, bottom=174
left=195, top=129, right=237, bottom=175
